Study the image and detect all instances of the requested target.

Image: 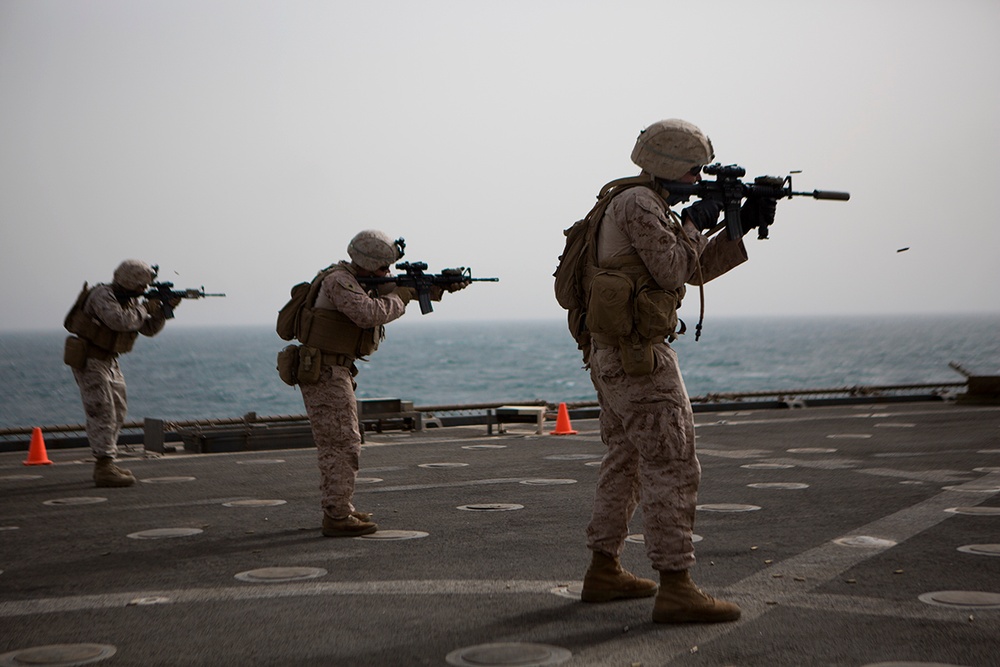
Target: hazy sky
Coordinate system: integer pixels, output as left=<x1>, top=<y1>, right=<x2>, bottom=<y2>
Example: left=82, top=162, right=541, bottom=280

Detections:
left=2, top=0, right=998, bottom=332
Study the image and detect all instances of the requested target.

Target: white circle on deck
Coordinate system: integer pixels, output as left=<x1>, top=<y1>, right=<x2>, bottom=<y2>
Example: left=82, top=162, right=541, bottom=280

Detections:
left=0, top=474, right=43, bottom=481
left=626, top=533, right=702, bottom=544
left=834, top=536, right=897, bottom=548
left=458, top=504, right=523, bottom=512
left=788, top=448, right=837, bottom=453
left=128, top=528, right=204, bottom=540
left=863, top=662, right=973, bottom=667
left=355, top=477, right=383, bottom=484
left=544, top=454, right=601, bottom=461
left=918, top=590, right=1000, bottom=609
left=520, top=478, right=577, bottom=486
left=235, top=566, right=327, bottom=583
left=697, top=503, right=761, bottom=512
left=742, top=463, right=795, bottom=470
left=978, top=449, right=1000, bottom=454
left=222, top=499, right=287, bottom=507
left=43, top=497, right=107, bottom=506
left=874, top=453, right=933, bottom=458
left=942, top=484, right=1000, bottom=493
left=462, top=444, right=507, bottom=450
left=827, top=434, right=871, bottom=439
left=419, top=462, right=468, bottom=469
left=0, top=526, right=19, bottom=531
left=0, top=643, right=117, bottom=666
left=446, top=642, right=572, bottom=667
left=585, top=461, right=602, bottom=467
left=128, top=596, right=171, bottom=606
left=357, top=530, right=428, bottom=540
left=957, top=544, right=1000, bottom=557
left=973, top=467, right=1000, bottom=473
left=140, top=476, right=196, bottom=484
left=748, top=482, right=810, bottom=490
left=945, top=506, right=1000, bottom=516
left=873, top=423, right=916, bottom=428
left=236, top=459, right=285, bottom=465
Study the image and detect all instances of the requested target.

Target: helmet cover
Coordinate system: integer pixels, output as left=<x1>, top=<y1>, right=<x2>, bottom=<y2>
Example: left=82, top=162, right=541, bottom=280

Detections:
left=112, top=259, right=156, bottom=292
left=347, top=230, right=404, bottom=271
left=630, top=119, right=714, bottom=180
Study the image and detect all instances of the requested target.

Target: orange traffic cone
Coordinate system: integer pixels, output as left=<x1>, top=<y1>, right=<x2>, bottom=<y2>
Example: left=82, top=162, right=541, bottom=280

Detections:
left=23, top=427, right=53, bottom=466
left=550, top=403, right=578, bottom=435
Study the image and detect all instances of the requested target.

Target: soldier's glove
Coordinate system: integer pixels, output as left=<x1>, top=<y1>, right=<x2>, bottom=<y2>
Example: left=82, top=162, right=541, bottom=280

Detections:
left=143, top=299, right=164, bottom=317
left=441, top=268, right=472, bottom=293
left=740, top=176, right=781, bottom=237
left=681, top=199, right=724, bottom=232
left=394, top=286, right=419, bottom=305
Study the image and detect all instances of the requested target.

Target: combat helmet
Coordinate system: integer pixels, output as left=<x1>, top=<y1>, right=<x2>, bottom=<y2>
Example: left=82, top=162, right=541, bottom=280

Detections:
left=112, top=260, right=156, bottom=292
left=630, top=119, right=714, bottom=181
left=347, top=230, right=405, bottom=272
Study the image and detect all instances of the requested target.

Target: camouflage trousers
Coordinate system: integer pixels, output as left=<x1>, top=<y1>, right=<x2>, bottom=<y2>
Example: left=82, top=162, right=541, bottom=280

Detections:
left=586, top=342, right=701, bottom=572
left=72, top=356, right=128, bottom=459
left=300, top=363, right=361, bottom=518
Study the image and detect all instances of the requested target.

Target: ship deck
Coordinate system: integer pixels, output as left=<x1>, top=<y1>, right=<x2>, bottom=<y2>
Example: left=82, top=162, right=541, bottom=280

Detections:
left=2, top=401, right=999, bottom=666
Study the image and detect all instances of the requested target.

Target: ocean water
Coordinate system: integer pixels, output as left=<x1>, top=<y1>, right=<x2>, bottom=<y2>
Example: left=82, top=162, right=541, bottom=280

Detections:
left=0, top=315, right=997, bottom=430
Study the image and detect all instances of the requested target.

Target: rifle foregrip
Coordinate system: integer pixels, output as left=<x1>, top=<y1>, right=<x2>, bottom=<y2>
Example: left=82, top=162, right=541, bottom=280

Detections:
left=812, top=190, right=850, bottom=201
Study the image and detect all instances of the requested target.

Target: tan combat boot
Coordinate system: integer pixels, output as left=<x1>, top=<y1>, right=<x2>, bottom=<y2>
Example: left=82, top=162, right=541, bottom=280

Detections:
left=322, top=513, right=377, bottom=537
left=93, top=457, right=136, bottom=488
left=581, top=551, right=658, bottom=603
left=652, top=569, right=741, bottom=623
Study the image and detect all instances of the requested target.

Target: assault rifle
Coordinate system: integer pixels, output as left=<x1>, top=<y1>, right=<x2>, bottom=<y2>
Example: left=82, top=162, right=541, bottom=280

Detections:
left=357, top=261, right=499, bottom=314
left=659, top=163, right=850, bottom=241
left=144, top=282, right=226, bottom=319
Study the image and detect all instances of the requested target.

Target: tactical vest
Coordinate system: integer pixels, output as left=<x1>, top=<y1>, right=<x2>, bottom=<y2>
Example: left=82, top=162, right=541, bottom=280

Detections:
left=583, top=181, right=686, bottom=345
left=64, top=283, right=138, bottom=356
left=297, top=265, right=382, bottom=359
left=585, top=254, right=684, bottom=348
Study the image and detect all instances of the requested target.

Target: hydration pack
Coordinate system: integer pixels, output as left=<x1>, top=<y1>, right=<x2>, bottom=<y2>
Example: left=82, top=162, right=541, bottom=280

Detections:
left=552, top=175, right=656, bottom=358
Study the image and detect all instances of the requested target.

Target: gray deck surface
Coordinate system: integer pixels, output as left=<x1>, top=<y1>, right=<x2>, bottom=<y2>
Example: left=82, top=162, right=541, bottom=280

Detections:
left=2, top=401, right=999, bottom=666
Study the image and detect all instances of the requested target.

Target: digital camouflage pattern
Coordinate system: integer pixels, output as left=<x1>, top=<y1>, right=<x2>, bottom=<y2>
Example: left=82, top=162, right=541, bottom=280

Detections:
left=301, top=364, right=364, bottom=517
left=630, top=119, right=715, bottom=181
left=586, top=186, right=746, bottom=572
left=74, top=357, right=129, bottom=459
left=346, top=230, right=402, bottom=272
left=301, top=265, right=406, bottom=518
left=112, top=259, right=156, bottom=292
left=72, top=283, right=167, bottom=459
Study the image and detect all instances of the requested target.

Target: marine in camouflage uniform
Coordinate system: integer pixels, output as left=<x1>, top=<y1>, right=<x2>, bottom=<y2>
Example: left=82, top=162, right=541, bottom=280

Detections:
left=64, top=260, right=173, bottom=487
left=578, top=119, right=777, bottom=623
left=294, top=231, right=465, bottom=537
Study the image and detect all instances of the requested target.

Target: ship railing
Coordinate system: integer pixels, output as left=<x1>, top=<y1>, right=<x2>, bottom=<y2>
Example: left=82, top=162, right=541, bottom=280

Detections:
left=0, top=381, right=971, bottom=452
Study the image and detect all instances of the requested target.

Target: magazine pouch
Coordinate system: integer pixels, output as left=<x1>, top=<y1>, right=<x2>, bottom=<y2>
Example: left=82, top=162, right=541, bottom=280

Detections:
left=296, top=345, right=323, bottom=385
left=63, top=336, right=88, bottom=370
left=276, top=345, right=300, bottom=386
